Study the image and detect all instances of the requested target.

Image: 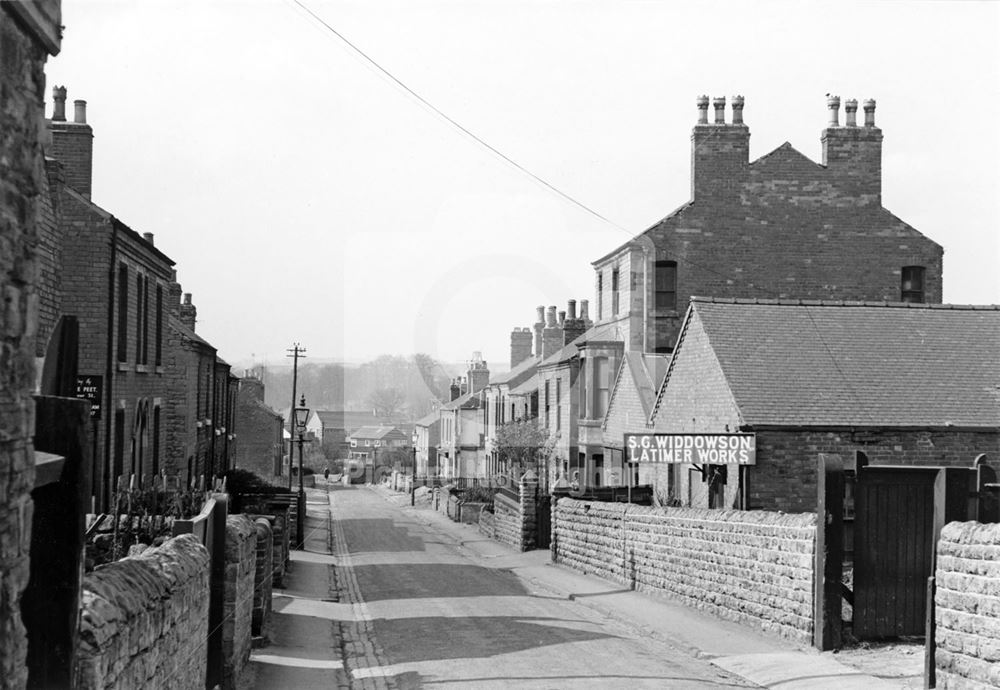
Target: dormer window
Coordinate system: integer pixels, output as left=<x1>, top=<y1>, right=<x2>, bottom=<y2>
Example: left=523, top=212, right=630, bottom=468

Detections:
left=901, top=266, right=925, bottom=303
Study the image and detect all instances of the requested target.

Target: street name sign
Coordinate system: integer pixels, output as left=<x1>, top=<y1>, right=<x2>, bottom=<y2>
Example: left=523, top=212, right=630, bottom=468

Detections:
left=624, top=433, right=756, bottom=465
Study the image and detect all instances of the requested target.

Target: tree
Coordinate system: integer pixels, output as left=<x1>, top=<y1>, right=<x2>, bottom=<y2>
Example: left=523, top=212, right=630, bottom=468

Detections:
left=495, top=420, right=554, bottom=478
left=366, top=387, right=406, bottom=419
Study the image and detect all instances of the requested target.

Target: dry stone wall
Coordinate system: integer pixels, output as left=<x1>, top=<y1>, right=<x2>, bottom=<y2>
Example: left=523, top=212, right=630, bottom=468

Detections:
left=934, top=521, right=1000, bottom=688
left=553, top=498, right=816, bottom=644
left=223, top=515, right=256, bottom=690
left=252, top=518, right=273, bottom=637
left=492, top=494, right=522, bottom=549
left=75, top=534, right=209, bottom=690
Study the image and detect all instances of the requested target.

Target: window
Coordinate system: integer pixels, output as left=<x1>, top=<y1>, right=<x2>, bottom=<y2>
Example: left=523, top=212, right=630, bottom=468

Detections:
left=597, top=272, right=603, bottom=320
left=141, top=276, right=149, bottom=364
left=155, top=285, right=163, bottom=366
left=654, top=260, right=677, bottom=310
left=152, top=405, right=161, bottom=476
left=594, top=357, right=610, bottom=419
left=350, top=439, right=357, bottom=447
left=901, top=266, right=925, bottom=303
left=365, top=439, right=370, bottom=446
left=544, top=380, right=550, bottom=428
left=555, top=378, right=561, bottom=431
left=135, top=274, right=144, bottom=364
left=113, top=408, right=125, bottom=481
left=578, top=358, right=587, bottom=418
left=117, top=264, right=128, bottom=362
left=611, top=268, right=620, bottom=316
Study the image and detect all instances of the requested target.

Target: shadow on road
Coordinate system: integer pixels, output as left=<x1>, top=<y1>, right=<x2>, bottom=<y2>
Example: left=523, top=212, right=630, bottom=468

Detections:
left=352, top=562, right=529, bottom=601
left=337, top=518, right=427, bottom=554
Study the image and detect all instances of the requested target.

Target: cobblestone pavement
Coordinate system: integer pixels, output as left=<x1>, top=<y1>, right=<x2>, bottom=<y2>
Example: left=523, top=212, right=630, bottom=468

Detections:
left=323, top=484, right=753, bottom=689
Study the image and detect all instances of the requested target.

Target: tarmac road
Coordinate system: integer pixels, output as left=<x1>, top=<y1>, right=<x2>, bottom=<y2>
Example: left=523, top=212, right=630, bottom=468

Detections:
left=249, top=483, right=755, bottom=689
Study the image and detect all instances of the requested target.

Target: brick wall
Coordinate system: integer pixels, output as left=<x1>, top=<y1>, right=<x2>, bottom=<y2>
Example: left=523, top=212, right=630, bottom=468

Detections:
left=552, top=498, right=816, bottom=644
left=0, top=10, right=49, bottom=689
left=750, top=429, right=1000, bottom=513
left=235, top=378, right=283, bottom=479
left=34, top=158, right=63, bottom=357
left=223, top=515, right=255, bottom=690
left=934, top=521, right=1000, bottom=688
left=75, top=534, right=210, bottom=689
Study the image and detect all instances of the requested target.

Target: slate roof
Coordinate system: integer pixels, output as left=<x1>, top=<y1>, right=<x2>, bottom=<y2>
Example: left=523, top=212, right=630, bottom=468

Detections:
left=490, top=355, right=539, bottom=386
left=314, top=410, right=381, bottom=430
left=672, top=298, right=1000, bottom=428
left=415, top=411, right=440, bottom=427
left=509, top=373, right=539, bottom=396
left=169, top=316, right=213, bottom=349
left=626, top=352, right=670, bottom=419
left=440, top=391, right=481, bottom=411
left=537, top=322, right=619, bottom=369
left=349, top=426, right=408, bottom=440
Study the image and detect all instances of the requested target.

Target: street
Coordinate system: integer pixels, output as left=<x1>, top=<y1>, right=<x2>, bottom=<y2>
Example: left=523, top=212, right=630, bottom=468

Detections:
left=249, top=484, right=753, bottom=689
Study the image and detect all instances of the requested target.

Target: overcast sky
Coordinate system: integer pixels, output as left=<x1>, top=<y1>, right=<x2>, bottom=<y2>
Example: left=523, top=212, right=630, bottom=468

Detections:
left=47, top=0, right=1000, bottom=369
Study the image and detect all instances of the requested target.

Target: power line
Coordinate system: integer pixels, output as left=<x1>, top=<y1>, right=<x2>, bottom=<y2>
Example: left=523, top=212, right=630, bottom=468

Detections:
left=289, top=0, right=629, bottom=234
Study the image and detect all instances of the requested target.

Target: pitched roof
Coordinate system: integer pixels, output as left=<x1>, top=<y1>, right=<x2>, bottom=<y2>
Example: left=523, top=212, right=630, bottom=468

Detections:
left=490, top=355, right=539, bottom=386
left=509, top=373, right=540, bottom=396
left=314, top=410, right=381, bottom=430
left=537, top=322, right=620, bottom=369
left=168, top=316, right=213, bottom=350
left=668, top=298, right=1000, bottom=428
left=440, top=391, right=481, bottom=411
left=626, top=352, right=670, bottom=419
left=415, top=411, right=440, bottom=427
left=349, top=425, right=408, bottom=440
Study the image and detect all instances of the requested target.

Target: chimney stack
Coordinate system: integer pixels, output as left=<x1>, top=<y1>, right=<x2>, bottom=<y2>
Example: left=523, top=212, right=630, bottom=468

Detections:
left=48, top=87, right=94, bottom=198
left=179, top=292, right=197, bottom=331
left=822, top=95, right=882, bottom=205
left=691, top=93, right=749, bottom=202
left=143, top=232, right=155, bottom=245
left=562, top=298, right=587, bottom=346
left=167, top=270, right=183, bottom=316
left=449, top=378, right=461, bottom=401
left=534, top=306, right=545, bottom=361
left=467, top=353, right=490, bottom=395
left=510, top=327, right=533, bottom=369
left=541, top=305, right=564, bottom=360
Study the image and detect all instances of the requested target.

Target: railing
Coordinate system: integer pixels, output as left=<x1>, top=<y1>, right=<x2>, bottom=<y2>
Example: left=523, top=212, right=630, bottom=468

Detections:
left=568, top=484, right=654, bottom=505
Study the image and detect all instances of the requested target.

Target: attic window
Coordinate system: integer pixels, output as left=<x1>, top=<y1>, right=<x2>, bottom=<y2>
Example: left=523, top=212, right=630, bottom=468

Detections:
left=611, top=268, right=620, bottom=316
left=654, top=260, right=677, bottom=311
left=901, top=266, right=925, bottom=303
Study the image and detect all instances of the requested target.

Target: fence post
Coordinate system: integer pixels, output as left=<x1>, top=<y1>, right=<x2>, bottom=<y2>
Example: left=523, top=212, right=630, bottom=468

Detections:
left=206, top=493, right=229, bottom=689
left=814, top=453, right=844, bottom=651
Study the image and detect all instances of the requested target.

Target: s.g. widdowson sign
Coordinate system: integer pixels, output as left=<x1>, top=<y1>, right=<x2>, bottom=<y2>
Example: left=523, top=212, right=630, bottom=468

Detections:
left=624, top=433, right=756, bottom=465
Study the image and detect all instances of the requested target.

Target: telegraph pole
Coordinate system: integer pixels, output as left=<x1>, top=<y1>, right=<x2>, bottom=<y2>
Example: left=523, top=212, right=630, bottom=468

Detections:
left=286, top=343, right=306, bottom=490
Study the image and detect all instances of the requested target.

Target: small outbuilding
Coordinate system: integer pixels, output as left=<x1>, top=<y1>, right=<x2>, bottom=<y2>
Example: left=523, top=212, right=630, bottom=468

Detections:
left=643, top=298, right=1000, bottom=512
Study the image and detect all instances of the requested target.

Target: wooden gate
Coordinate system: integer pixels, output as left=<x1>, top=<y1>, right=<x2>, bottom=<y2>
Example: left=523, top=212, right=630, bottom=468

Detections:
left=853, top=466, right=939, bottom=639
left=535, top=492, right=552, bottom=549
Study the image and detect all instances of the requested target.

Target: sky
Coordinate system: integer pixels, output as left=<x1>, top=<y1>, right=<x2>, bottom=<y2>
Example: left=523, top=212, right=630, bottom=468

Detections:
left=47, top=0, right=1000, bottom=370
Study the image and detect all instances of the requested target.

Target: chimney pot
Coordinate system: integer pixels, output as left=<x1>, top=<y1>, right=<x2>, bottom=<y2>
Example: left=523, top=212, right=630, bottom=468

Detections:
left=558, top=310, right=566, bottom=326
left=567, top=299, right=577, bottom=320
left=143, top=232, right=154, bottom=245
left=580, top=299, right=590, bottom=321
left=73, top=99, right=87, bottom=124
left=844, top=98, right=858, bottom=127
left=183, top=293, right=192, bottom=306
left=52, top=86, right=67, bottom=121
left=731, top=95, right=745, bottom=125
left=712, top=96, right=726, bottom=124
left=546, top=306, right=557, bottom=327
left=863, top=99, right=876, bottom=127
left=827, top=95, right=841, bottom=127
left=696, top=94, right=710, bottom=124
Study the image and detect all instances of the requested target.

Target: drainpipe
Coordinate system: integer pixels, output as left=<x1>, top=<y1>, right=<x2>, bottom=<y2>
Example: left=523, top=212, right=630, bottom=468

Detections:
left=103, top=222, right=118, bottom=511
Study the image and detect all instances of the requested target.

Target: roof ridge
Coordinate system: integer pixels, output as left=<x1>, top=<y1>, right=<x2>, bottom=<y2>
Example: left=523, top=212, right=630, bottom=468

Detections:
left=690, top=296, right=1000, bottom=311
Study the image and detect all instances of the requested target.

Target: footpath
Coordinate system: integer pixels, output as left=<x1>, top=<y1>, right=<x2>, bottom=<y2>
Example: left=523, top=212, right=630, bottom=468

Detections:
left=373, top=485, right=924, bottom=690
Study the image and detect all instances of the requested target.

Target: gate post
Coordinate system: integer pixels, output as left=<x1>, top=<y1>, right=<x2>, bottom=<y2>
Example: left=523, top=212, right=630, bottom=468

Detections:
left=814, top=453, right=844, bottom=651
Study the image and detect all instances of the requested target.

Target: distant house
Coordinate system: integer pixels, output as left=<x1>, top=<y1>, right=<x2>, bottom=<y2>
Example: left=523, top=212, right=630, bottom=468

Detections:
left=645, top=298, right=1000, bottom=512
left=234, top=374, right=285, bottom=480
left=346, top=426, right=410, bottom=483
left=311, top=410, right=383, bottom=458
left=414, top=411, right=440, bottom=477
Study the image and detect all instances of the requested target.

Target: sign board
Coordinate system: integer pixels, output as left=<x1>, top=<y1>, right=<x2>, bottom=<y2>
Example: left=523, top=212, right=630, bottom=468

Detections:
left=74, top=375, right=103, bottom=419
left=624, top=433, right=756, bottom=465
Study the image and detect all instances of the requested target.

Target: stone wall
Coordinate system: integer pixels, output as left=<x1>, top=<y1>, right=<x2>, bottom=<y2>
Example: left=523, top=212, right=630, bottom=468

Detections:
left=252, top=518, right=273, bottom=637
left=934, top=521, right=1000, bottom=688
left=491, top=494, right=521, bottom=549
left=0, top=9, right=51, bottom=688
left=553, top=498, right=816, bottom=644
left=75, top=534, right=210, bottom=689
left=223, top=516, right=255, bottom=690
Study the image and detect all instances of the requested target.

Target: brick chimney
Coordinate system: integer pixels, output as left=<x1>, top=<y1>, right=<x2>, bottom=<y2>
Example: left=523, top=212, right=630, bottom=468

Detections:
left=48, top=86, right=94, bottom=199
left=562, top=299, right=587, bottom=346
left=467, top=352, right=490, bottom=394
left=533, top=306, right=545, bottom=360
left=821, top=95, right=882, bottom=205
left=541, top=306, right=563, bottom=360
left=691, top=94, right=750, bottom=203
left=179, top=293, right=197, bottom=331
left=449, top=378, right=461, bottom=401
left=167, top=270, right=183, bottom=317
left=510, top=327, right=533, bottom=368
left=240, top=377, right=265, bottom=403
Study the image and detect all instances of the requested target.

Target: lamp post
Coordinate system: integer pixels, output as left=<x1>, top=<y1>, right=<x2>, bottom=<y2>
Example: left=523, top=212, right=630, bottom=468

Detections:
left=411, top=434, right=418, bottom=506
left=293, top=394, right=310, bottom=549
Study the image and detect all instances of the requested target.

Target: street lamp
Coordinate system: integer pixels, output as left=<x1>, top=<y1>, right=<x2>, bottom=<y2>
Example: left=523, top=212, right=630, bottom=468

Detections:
left=411, top=432, right=418, bottom=506
left=293, top=394, right=310, bottom=549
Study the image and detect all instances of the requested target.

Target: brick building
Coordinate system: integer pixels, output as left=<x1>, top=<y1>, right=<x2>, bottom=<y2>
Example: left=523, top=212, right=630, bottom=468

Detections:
left=414, top=411, right=440, bottom=476
left=0, top=2, right=61, bottom=686
left=233, top=373, right=284, bottom=480
left=312, top=410, right=385, bottom=458
left=482, top=329, right=540, bottom=477
left=565, top=95, right=945, bottom=491
left=346, top=425, right=411, bottom=483
left=646, top=299, right=1000, bottom=512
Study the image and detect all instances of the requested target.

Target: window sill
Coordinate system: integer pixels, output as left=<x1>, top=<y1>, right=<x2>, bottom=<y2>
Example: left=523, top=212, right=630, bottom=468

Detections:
left=155, top=366, right=165, bottom=375
left=116, top=362, right=133, bottom=372
left=136, top=364, right=150, bottom=374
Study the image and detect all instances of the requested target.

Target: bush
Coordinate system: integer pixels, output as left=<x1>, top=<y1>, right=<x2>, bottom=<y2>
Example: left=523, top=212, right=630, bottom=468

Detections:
left=461, top=486, right=496, bottom=504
